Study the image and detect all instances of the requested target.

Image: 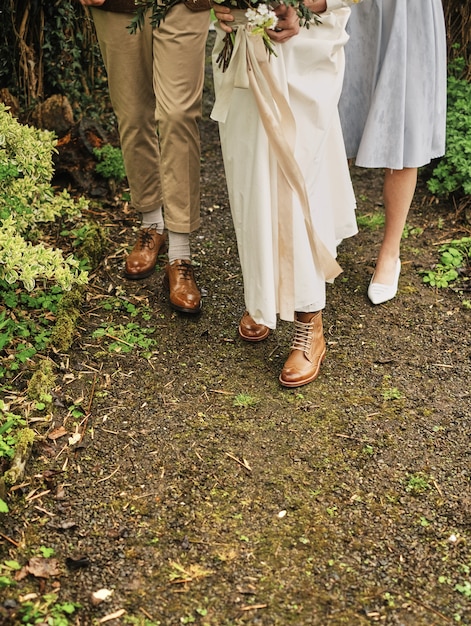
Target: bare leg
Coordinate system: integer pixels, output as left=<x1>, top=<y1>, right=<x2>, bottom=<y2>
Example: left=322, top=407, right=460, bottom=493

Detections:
left=372, top=167, right=417, bottom=285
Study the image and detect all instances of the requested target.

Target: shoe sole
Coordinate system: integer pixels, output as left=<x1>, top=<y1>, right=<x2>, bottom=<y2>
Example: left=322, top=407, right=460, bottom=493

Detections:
left=123, top=267, right=157, bottom=280
left=169, top=301, right=202, bottom=315
left=278, top=351, right=326, bottom=388
left=238, top=326, right=270, bottom=342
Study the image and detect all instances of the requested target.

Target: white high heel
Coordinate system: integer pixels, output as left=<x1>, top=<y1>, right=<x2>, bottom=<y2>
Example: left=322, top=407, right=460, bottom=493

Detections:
left=367, top=259, right=401, bottom=305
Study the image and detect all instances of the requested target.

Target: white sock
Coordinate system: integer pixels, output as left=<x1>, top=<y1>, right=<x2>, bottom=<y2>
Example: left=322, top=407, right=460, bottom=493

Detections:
left=168, top=231, right=191, bottom=264
left=141, top=207, right=164, bottom=234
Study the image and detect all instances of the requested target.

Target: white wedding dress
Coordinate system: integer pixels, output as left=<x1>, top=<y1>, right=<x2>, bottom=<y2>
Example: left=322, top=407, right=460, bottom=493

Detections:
left=212, top=8, right=358, bottom=329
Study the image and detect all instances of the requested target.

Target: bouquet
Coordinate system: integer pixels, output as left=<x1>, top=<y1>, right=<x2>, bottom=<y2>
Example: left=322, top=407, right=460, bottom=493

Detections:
left=129, top=0, right=320, bottom=47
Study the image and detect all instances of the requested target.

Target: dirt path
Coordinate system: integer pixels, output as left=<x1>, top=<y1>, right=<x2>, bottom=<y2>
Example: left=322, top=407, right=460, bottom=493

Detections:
left=2, top=61, right=471, bottom=626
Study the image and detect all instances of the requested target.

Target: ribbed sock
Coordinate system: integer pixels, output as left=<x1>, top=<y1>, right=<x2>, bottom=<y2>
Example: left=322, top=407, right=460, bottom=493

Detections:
left=141, top=207, right=164, bottom=234
left=168, top=231, right=191, bottom=264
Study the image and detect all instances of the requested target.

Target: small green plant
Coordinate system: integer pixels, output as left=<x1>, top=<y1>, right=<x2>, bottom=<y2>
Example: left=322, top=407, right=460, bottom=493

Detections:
left=405, top=472, right=431, bottom=495
left=39, top=545, right=55, bottom=558
left=94, top=144, right=126, bottom=181
left=382, top=387, right=402, bottom=401
left=383, top=592, right=395, bottom=608
left=101, top=295, right=152, bottom=320
left=0, top=559, right=21, bottom=584
left=67, top=402, right=85, bottom=420
left=421, top=237, right=470, bottom=288
left=92, top=322, right=157, bottom=355
left=233, top=393, right=258, bottom=408
left=0, top=281, right=64, bottom=380
left=356, top=212, right=385, bottom=231
left=455, top=581, right=471, bottom=599
left=0, top=401, right=27, bottom=461
left=402, top=225, right=424, bottom=239
left=17, top=593, right=80, bottom=625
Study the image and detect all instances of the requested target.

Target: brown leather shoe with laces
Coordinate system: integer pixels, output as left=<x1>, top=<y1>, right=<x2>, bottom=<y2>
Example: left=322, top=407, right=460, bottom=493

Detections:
left=238, top=311, right=269, bottom=342
left=164, top=259, right=202, bottom=314
left=279, top=311, right=326, bottom=388
left=124, top=228, right=167, bottom=280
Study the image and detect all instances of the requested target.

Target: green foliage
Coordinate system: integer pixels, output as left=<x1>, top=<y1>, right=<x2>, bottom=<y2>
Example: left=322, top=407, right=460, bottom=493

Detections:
left=16, top=593, right=80, bottom=625
left=455, top=581, right=471, bottom=599
left=0, top=218, right=87, bottom=292
left=233, top=393, right=258, bottom=408
left=428, top=56, right=471, bottom=198
left=356, top=212, right=385, bottom=231
left=0, top=104, right=88, bottom=377
left=405, top=473, right=431, bottom=495
left=130, top=0, right=318, bottom=32
left=101, top=295, right=152, bottom=320
left=0, top=280, right=63, bottom=380
left=0, top=400, right=26, bottom=461
left=92, top=322, right=157, bottom=355
left=94, top=144, right=126, bottom=181
left=27, top=360, right=56, bottom=404
left=422, top=237, right=471, bottom=288
left=382, top=387, right=402, bottom=401
left=0, top=104, right=88, bottom=291
left=0, top=1, right=107, bottom=117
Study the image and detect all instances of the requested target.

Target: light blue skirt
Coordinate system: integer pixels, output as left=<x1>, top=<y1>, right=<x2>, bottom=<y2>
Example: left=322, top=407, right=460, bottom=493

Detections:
left=339, top=0, right=447, bottom=169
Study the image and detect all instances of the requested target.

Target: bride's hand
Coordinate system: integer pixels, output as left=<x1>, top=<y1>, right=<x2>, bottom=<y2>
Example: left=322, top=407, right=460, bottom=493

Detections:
left=303, top=0, right=327, bottom=12
left=268, top=5, right=300, bottom=42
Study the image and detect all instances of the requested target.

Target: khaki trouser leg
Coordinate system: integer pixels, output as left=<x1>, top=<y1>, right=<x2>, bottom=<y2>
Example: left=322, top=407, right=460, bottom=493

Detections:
left=90, top=8, right=162, bottom=215
left=152, top=5, right=209, bottom=233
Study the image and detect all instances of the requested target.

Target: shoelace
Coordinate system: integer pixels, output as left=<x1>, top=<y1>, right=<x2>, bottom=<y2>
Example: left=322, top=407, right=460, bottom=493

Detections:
left=175, top=261, right=194, bottom=280
left=137, top=227, right=158, bottom=250
left=290, top=320, right=313, bottom=352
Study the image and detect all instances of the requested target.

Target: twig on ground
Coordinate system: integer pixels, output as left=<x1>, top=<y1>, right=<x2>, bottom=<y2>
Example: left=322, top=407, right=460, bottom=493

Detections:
left=225, top=452, right=252, bottom=472
left=409, top=597, right=452, bottom=623
left=95, top=466, right=120, bottom=484
left=0, top=532, right=20, bottom=547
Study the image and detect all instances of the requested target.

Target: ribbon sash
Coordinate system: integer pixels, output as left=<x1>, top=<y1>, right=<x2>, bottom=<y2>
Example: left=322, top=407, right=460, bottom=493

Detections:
left=212, top=18, right=342, bottom=320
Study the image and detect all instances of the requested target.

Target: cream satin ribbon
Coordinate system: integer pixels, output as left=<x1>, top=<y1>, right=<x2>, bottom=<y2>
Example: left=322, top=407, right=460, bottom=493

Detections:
left=211, top=14, right=342, bottom=320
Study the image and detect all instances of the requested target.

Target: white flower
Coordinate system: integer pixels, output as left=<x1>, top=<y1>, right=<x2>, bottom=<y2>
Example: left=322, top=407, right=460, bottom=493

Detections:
left=245, top=5, right=278, bottom=32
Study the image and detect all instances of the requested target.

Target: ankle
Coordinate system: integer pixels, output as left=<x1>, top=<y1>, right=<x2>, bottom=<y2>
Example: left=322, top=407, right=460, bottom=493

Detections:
left=295, top=311, right=321, bottom=323
left=141, top=207, right=164, bottom=233
left=168, top=231, right=191, bottom=264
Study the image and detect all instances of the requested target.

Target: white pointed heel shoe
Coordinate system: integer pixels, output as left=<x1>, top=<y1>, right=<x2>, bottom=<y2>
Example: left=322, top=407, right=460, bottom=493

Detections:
left=367, top=259, right=401, bottom=305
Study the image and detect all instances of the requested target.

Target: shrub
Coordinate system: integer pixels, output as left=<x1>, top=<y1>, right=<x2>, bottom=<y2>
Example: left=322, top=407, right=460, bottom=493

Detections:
left=0, top=103, right=88, bottom=292
left=428, top=56, right=471, bottom=199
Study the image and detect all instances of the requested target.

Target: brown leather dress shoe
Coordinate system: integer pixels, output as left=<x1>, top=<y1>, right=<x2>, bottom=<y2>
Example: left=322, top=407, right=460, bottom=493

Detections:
left=239, top=311, right=270, bottom=342
left=164, top=259, right=202, bottom=314
left=124, top=228, right=167, bottom=280
left=279, top=311, right=326, bottom=388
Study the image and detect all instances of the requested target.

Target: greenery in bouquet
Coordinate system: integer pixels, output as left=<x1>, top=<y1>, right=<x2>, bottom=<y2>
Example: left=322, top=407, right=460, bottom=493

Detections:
left=129, top=0, right=320, bottom=73
left=129, top=0, right=319, bottom=36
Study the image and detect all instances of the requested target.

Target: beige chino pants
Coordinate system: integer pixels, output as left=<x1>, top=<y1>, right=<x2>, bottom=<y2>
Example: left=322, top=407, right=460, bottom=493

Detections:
left=91, top=6, right=209, bottom=233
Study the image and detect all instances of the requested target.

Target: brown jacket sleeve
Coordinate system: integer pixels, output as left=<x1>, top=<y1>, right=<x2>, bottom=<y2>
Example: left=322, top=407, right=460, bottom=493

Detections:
left=96, top=0, right=137, bottom=13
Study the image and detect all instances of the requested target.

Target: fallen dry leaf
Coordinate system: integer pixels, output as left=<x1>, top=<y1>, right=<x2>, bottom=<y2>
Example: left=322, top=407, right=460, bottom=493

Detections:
left=15, top=557, right=61, bottom=581
left=48, top=426, right=68, bottom=440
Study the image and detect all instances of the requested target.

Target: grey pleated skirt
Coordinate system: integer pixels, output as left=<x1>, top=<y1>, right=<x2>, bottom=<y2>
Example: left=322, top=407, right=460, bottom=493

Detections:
left=338, top=0, right=447, bottom=169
